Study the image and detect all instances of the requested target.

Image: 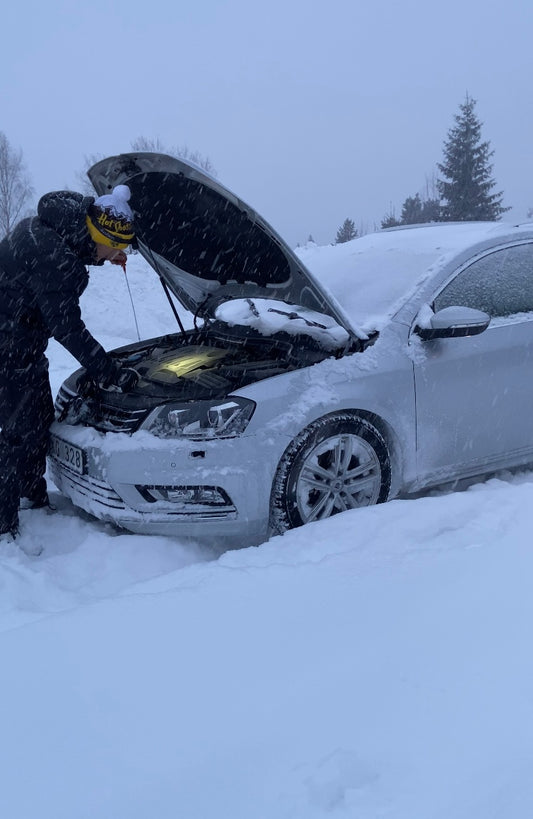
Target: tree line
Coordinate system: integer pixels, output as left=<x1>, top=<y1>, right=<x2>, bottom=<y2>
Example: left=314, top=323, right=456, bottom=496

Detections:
left=0, top=137, right=216, bottom=241
left=0, top=95, right=518, bottom=245
left=334, top=94, right=510, bottom=244
left=0, top=133, right=33, bottom=238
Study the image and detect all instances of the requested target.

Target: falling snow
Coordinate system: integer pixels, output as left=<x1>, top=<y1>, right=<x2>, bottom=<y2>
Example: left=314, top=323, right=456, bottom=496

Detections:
left=1, top=237, right=533, bottom=818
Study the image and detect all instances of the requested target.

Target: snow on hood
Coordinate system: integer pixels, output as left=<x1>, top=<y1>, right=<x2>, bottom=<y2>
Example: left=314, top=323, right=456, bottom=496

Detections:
left=214, top=298, right=351, bottom=350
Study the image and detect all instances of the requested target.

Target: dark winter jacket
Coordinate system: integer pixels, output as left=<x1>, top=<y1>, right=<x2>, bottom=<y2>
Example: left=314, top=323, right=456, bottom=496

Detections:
left=0, top=191, right=114, bottom=378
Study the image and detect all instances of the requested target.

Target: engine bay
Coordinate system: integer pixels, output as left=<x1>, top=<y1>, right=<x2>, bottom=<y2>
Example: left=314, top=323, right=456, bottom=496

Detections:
left=55, top=318, right=377, bottom=433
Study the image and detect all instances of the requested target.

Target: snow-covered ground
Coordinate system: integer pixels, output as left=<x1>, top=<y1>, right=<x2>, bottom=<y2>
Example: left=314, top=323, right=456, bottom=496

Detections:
left=2, top=243, right=533, bottom=818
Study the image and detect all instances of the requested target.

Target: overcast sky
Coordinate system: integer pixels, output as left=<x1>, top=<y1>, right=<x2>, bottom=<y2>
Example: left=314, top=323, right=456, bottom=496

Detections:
left=2, top=0, right=532, bottom=246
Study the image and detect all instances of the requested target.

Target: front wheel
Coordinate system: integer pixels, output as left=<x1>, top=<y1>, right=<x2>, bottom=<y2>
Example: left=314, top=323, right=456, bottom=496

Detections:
left=270, top=413, right=391, bottom=533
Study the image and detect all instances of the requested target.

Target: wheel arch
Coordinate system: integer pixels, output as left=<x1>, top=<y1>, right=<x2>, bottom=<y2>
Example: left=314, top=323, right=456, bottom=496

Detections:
left=268, top=406, right=404, bottom=535
left=278, top=406, right=404, bottom=499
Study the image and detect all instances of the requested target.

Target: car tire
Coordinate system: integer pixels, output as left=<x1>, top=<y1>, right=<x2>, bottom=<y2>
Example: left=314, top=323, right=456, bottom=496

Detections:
left=269, top=412, right=391, bottom=534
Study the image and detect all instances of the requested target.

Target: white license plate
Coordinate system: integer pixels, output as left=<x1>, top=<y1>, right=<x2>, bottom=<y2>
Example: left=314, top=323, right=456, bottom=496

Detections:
left=50, top=435, right=86, bottom=475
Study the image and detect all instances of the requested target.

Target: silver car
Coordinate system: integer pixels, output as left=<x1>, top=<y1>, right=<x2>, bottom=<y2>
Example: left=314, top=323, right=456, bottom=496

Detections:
left=49, top=152, right=533, bottom=546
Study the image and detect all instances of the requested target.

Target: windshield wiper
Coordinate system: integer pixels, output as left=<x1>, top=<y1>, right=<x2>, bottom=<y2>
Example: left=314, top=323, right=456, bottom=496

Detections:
left=267, top=307, right=328, bottom=330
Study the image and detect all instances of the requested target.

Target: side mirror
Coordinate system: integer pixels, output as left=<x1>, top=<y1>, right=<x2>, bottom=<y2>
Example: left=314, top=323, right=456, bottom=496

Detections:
left=415, top=306, right=491, bottom=341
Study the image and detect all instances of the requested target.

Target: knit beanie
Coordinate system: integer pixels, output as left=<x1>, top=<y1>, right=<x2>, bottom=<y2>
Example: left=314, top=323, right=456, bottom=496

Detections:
left=86, top=184, right=134, bottom=249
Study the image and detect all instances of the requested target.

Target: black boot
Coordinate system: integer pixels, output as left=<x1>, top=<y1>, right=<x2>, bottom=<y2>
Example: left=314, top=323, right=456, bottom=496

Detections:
left=0, top=471, right=20, bottom=540
left=21, top=475, right=56, bottom=511
left=0, top=522, right=19, bottom=543
left=20, top=494, right=57, bottom=512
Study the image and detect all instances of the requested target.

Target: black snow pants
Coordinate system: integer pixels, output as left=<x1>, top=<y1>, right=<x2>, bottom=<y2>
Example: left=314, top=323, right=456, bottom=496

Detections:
left=0, top=355, right=54, bottom=533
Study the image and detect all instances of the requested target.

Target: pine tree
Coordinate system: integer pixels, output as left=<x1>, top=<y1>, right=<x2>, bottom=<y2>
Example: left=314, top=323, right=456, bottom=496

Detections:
left=437, top=95, right=509, bottom=221
left=381, top=205, right=401, bottom=229
left=399, top=193, right=441, bottom=225
left=420, top=197, right=441, bottom=223
left=400, top=194, right=424, bottom=225
left=335, top=218, right=357, bottom=244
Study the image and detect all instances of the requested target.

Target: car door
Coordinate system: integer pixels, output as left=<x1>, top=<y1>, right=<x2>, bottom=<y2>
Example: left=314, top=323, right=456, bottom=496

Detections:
left=412, top=241, right=533, bottom=483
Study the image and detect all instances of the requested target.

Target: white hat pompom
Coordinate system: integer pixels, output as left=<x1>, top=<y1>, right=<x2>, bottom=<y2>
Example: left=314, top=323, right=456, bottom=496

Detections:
left=94, top=184, right=133, bottom=220
left=113, top=185, right=131, bottom=203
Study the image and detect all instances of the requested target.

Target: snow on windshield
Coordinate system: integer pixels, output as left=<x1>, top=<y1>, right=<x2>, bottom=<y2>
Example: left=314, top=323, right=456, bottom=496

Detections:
left=296, top=222, right=505, bottom=331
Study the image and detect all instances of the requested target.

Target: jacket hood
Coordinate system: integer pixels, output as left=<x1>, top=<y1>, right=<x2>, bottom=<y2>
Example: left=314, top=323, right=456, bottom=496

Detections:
left=87, top=153, right=353, bottom=334
left=37, top=191, right=96, bottom=262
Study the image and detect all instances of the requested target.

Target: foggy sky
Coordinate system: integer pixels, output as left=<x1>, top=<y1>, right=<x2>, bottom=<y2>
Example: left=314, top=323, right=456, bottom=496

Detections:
left=2, top=0, right=532, bottom=247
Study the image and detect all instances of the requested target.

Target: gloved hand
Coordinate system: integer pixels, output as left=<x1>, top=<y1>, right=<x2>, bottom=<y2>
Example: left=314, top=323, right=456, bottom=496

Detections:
left=114, top=367, right=140, bottom=392
left=100, top=365, right=139, bottom=392
left=76, top=371, right=99, bottom=399
left=79, top=361, right=139, bottom=393
left=97, top=355, right=122, bottom=389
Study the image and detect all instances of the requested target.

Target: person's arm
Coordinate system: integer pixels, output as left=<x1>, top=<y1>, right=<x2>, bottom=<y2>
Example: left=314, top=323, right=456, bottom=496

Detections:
left=23, top=226, right=118, bottom=381
left=44, top=299, right=117, bottom=381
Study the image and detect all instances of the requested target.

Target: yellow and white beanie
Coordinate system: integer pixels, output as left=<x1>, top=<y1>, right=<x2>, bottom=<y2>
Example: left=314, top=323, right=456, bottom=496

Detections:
left=86, top=184, right=134, bottom=249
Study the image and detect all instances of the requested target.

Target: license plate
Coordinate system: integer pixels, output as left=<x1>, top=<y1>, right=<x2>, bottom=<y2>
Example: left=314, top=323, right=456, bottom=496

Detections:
left=50, top=435, right=86, bottom=475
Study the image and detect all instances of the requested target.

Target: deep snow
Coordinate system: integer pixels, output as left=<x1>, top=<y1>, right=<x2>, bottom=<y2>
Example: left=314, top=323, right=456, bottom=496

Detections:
left=2, top=240, right=533, bottom=818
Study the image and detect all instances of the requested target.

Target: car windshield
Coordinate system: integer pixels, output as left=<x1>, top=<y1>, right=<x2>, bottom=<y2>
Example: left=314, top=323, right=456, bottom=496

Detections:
left=296, top=223, right=502, bottom=331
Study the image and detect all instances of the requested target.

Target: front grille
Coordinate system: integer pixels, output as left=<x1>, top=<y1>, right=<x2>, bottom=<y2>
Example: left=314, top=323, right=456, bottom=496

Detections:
left=54, top=385, right=77, bottom=417
left=50, top=461, right=238, bottom=522
left=49, top=461, right=126, bottom=510
left=91, top=404, right=148, bottom=434
left=54, top=385, right=149, bottom=433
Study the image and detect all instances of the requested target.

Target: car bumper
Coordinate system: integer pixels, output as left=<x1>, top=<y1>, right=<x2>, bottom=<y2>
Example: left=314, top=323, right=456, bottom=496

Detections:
left=48, top=422, right=282, bottom=546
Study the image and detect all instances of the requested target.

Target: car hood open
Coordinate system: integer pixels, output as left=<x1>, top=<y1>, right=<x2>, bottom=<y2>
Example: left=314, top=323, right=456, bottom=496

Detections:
left=88, top=153, right=352, bottom=334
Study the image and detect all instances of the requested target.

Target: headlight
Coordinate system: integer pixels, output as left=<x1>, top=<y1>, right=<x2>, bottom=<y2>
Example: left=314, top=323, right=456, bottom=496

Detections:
left=142, top=397, right=256, bottom=439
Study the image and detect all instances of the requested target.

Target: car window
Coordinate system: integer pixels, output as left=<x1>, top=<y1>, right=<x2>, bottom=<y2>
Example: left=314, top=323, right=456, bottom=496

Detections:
left=434, top=243, right=533, bottom=317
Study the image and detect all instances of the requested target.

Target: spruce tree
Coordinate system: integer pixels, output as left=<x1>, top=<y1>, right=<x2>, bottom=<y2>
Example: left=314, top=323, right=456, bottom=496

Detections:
left=381, top=211, right=401, bottom=229
left=420, top=197, right=441, bottom=223
left=437, top=95, right=509, bottom=221
left=400, top=194, right=424, bottom=225
left=335, top=218, right=357, bottom=244
left=399, top=193, right=441, bottom=225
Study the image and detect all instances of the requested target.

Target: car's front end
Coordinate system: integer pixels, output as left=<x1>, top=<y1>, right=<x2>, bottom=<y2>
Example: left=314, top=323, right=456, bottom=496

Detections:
left=48, top=151, right=386, bottom=544
left=49, top=395, right=275, bottom=546
left=49, top=307, right=364, bottom=545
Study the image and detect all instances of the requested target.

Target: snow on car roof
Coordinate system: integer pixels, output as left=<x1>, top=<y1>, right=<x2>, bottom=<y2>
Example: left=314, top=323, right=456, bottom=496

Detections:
left=296, top=222, right=521, bottom=331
